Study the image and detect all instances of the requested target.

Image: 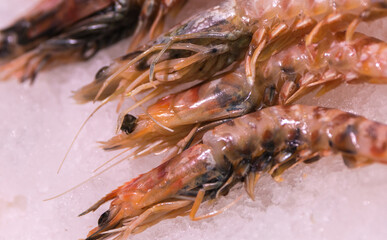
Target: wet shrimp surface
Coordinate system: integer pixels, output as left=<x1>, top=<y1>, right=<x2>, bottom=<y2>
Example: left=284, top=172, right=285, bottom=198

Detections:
left=1, top=0, right=387, bottom=240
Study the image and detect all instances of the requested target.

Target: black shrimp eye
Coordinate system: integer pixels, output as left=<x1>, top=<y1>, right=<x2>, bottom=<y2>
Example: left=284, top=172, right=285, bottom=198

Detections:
left=120, top=114, right=137, bottom=134
left=98, top=210, right=110, bottom=227
left=95, top=66, right=109, bottom=83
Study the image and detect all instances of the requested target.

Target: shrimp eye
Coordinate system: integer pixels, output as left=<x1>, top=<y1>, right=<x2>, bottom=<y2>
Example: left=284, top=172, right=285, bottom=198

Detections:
left=98, top=210, right=110, bottom=227
left=121, top=114, right=137, bottom=134
left=95, top=66, right=109, bottom=83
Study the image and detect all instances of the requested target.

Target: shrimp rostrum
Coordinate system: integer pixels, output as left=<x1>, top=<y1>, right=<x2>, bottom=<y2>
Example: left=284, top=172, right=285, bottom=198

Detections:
left=82, top=105, right=387, bottom=239
left=0, top=0, right=187, bottom=82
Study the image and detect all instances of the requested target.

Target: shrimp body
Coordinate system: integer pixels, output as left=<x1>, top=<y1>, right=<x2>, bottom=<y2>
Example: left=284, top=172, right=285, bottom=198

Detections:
left=203, top=105, right=387, bottom=174
left=83, top=105, right=387, bottom=239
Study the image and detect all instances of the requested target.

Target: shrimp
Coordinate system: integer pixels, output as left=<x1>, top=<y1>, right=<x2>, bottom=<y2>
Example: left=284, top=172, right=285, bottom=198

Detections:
left=242, top=0, right=387, bottom=82
left=101, top=66, right=256, bottom=154
left=100, top=31, right=387, bottom=160
left=0, top=0, right=187, bottom=83
left=0, top=0, right=114, bottom=60
left=73, top=0, right=386, bottom=107
left=72, top=0, right=254, bottom=104
left=81, top=104, right=387, bottom=239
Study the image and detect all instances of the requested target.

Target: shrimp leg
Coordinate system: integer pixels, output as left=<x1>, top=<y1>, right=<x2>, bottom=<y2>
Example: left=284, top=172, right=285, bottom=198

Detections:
left=81, top=104, right=387, bottom=239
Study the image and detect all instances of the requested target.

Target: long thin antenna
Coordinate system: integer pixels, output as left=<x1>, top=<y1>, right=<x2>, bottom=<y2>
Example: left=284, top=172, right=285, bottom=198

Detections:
left=57, top=99, right=109, bottom=174
left=45, top=153, right=136, bottom=201
left=93, top=148, right=131, bottom=173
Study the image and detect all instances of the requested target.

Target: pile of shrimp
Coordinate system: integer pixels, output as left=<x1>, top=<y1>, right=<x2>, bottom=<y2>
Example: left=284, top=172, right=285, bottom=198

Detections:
left=1, top=0, right=387, bottom=239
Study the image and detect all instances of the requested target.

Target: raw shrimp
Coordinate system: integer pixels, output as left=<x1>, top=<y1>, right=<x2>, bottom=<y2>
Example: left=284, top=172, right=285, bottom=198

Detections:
left=101, top=31, right=387, bottom=158
left=101, top=66, right=256, bottom=154
left=73, top=0, right=252, bottom=104
left=73, top=0, right=386, bottom=107
left=0, top=0, right=114, bottom=60
left=81, top=104, right=387, bottom=239
left=1, top=0, right=386, bottom=239
left=0, top=0, right=187, bottom=82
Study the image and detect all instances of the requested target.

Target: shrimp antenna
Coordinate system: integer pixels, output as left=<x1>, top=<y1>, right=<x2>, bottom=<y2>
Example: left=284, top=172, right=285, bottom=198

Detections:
left=45, top=152, right=137, bottom=201
left=93, top=148, right=131, bottom=173
left=57, top=98, right=111, bottom=174
left=46, top=140, right=165, bottom=201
